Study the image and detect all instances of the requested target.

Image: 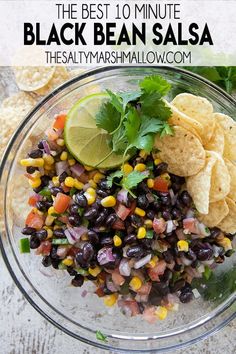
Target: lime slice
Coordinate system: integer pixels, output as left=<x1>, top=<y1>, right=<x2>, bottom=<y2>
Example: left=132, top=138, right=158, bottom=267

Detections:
left=64, top=93, right=124, bottom=169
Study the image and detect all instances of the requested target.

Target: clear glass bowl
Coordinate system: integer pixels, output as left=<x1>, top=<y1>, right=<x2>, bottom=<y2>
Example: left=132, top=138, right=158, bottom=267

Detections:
left=0, top=67, right=235, bottom=352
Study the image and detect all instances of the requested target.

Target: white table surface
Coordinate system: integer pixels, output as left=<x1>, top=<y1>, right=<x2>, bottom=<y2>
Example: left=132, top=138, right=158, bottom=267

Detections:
left=0, top=67, right=235, bottom=353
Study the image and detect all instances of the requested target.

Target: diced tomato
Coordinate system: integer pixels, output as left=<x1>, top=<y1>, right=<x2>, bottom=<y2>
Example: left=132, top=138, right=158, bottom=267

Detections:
left=25, top=210, right=45, bottom=230
left=136, top=282, right=152, bottom=295
left=112, top=272, right=125, bottom=286
left=58, top=215, right=69, bottom=224
left=153, top=176, right=169, bottom=192
left=79, top=172, right=89, bottom=184
left=122, top=300, right=140, bottom=316
left=115, top=203, right=131, bottom=221
left=61, top=182, right=71, bottom=193
left=45, top=128, right=59, bottom=141
left=183, top=218, right=198, bottom=234
left=67, top=247, right=80, bottom=257
left=95, top=287, right=105, bottom=297
left=35, top=240, right=52, bottom=255
left=148, top=260, right=167, bottom=281
left=143, top=306, right=157, bottom=324
left=112, top=218, right=125, bottom=230
left=28, top=195, right=39, bottom=207
left=53, top=193, right=71, bottom=213
left=129, top=201, right=137, bottom=214
left=153, top=218, right=166, bottom=234
left=53, top=114, right=67, bottom=130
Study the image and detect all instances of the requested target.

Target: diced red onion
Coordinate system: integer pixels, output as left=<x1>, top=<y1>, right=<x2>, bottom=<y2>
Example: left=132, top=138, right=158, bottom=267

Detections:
left=169, top=189, right=177, bottom=206
left=56, top=129, right=63, bottom=137
left=70, top=164, right=85, bottom=178
left=180, top=256, right=192, bottom=266
left=166, top=293, right=180, bottom=305
left=134, top=254, right=152, bottom=269
left=191, top=234, right=201, bottom=240
left=65, top=226, right=88, bottom=245
left=119, top=258, right=131, bottom=276
left=186, top=209, right=195, bottom=218
left=42, top=140, right=51, bottom=155
left=81, top=290, right=88, bottom=298
left=197, top=222, right=211, bottom=237
left=175, top=228, right=186, bottom=240
left=122, top=245, right=130, bottom=258
left=55, top=161, right=69, bottom=176
left=106, top=277, right=119, bottom=292
left=117, top=189, right=128, bottom=204
left=56, top=245, right=70, bottom=259
left=146, top=193, right=155, bottom=203
left=192, top=288, right=201, bottom=299
left=166, top=220, right=176, bottom=234
left=213, top=245, right=222, bottom=257
left=166, top=260, right=175, bottom=270
left=135, top=294, right=149, bottom=303
left=97, top=247, right=115, bottom=265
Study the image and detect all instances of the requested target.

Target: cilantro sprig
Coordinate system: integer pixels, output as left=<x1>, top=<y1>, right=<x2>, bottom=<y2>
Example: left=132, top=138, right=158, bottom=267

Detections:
left=96, top=330, right=108, bottom=343
left=95, top=75, right=173, bottom=166
left=107, top=170, right=149, bottom=197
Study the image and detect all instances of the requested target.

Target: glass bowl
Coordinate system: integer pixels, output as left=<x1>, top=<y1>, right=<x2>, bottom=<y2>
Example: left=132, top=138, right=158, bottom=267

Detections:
left=0, top=66, right=235, bottom=352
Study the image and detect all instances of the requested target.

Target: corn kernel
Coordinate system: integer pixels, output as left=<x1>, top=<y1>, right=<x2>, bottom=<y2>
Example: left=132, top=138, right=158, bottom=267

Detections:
left=139, top=149, right=147, bottom=159
left=84, top=193, right=96, bottom=205
left=86, top=187, right=96, bottom=196
left=134, top=163, right=146, bottom=172
left=45, top=215, right=55, bottom=226
left=103, top=293, right=118, bottom=307
left=154, top=158, right=162, bottom=166
left=89, top=266, right=101, bottom=277
left=217, top=237, right=232, bottom=251
left=161, top=173, right=171, bottom=182
left=44, top=164, right=53, bottom=171
left=147, top=256, right=159, bottom=268
left=29, top=178, right=41, bottom=188
left=84, top=165, right=94, bottom=171
left=129, top=276, right=142, bottom=291
left=56, top=138, right=65, bottom=146
left=147, top=178, right=154, bottom=188
left=135, top=207, right=146, bottom=217
left=155, top=306, right=168, bottom=320
left=60, top=151, right=68, bottom=161
left=46, top=229, right=53, bottom=239
left=20, top=158, right=44, bottom=168
left=144, top=219, right=153, bottom=229
left=93, top=172, right=105, bottom=184
left=113, top=235, right=122, bottom=247
left=68, top=159, right=76, bottom=166
left=177, top=240, right=189, bottom=252
left=89, top=179, right=97, bottom=189
left=32, top=171, right=41, bottom=179
left=122, top=163, right=133, bottom=175
left=64, top=176, right=75, bottom=188
left=48, top=206, right=55, bottom=215
left=101, top=196, right=116, bottom=208
left=62, top=257, right=74, bottom=266
left=53, top=225, right=61, bottom=230
left=137, top=227, right=146, bottom=239
left=52, top=176, right=59, bottom=186
left=43, top=154, right=54, bottom=165
left=74, top=179, right=84, bottom=190
left=81, top=234, right=89, bottom=241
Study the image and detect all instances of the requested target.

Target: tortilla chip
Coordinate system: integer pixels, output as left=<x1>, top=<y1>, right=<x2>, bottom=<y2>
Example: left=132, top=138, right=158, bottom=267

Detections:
left=204, top=123, right=224, bottom=156
left=186, top=152, right=217, bottom=214
left=34, top=67, right=69, bottom=96
left=225, top=159, right=236, bottom=201
left=14, top=66, right=55, bottom=91
left=217, top=197, right=236, bottom=233
left=171, top=93, right=215, bottom=143
left=214, top=113, right=236, bottom=160
left=154, top=126, right=205, bottom=177
left=198, top=199, right=229, bottom=227
left=209, top=151, right=230, bottom=202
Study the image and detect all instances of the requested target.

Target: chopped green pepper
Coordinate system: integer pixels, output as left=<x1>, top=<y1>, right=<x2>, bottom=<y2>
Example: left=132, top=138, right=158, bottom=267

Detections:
left=19, top=238, right=30, bottom=253
left=146, top=230, right=154, bottom=239
left=52, top=238, right=70, bottom=245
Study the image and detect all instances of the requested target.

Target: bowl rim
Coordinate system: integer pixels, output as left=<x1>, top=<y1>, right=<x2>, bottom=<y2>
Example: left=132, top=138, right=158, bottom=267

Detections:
left=0, top=65, right=235, bottom=352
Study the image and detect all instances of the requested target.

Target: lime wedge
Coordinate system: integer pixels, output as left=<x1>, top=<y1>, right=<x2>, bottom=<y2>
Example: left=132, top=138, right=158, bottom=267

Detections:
left=64, top=93, right=124, bottom=169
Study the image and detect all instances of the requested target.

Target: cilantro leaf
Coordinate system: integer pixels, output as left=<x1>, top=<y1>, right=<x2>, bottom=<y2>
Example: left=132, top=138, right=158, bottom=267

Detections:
left=96, top=102, right=121, bottom=133
left=140, top=92, right=172, bottom=120
left=112, top=126, right=128, bottom=154
left=96, top=330, right=108, bottom=343
left=122, top=170, right=148, bottom=190
left=135, top=134, right=154, bottom=153
left=124, top=107, right=141, bottom=144
left=140, top=75, right=171, bottom=96
left=106, top=89, right=123, bottom=114
left=106, top=170, right=123, bottom=188
left=160, top=123, right=174, bottom=137
left=203, top=265, right=213, bottom=281
left=119, top=90, right=141, bottom=109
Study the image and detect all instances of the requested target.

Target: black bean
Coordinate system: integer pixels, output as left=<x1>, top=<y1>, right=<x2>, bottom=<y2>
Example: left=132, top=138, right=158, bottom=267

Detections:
left=126, top=225, right=135, bottom=234
left=146, top=210, right=155, bottom=220
left=138, top=303, right=145, bottom=314
left=74, top=193, right=88, bottom=208
left=100, top=236, right=113, bottom=246
left=149, top=289, right=162, bottom=305
left=103, top=287, right=113, bottom=295
left=67, top=267, right=77, bottom=276
left=180, top=191, right=192, bottom=207
left=179, top=290, right=193, bottom=303
left=99, top=179, right=110, bottom=190
left=162, top=250, right=174, bottom=263
left=171, top=279, right=185, bottom=293
left=170, top=174, right=185, bottom=184
left=191, top=260, right=199, bottom=268
left=86, top=274, right=97, bottom=281
left=22, top=226, right=36, bottom=235
left=88, top=230, right=99, bottom=244
left=162, top=209, right=172, bottom=220
left=51, top=258, right=60, bottom=269
left=68, top=214, right=81, bottom=226
left=106, top=214, right=117, bottom=227
left=138, top=182, right=149, bottom=193
left=139, top=238, right=152, bottom=250
left=41, top=175, right=51, bottom=187
left=215, top=255, right=225, bottom=263
left=153, top=200, right=162, bottom=211
left=53, top=228, right=65, bottom=238
left=42, top=255, right=51, bottom=267
left=210, top=227, right=221, bottom=238
left=161, top=269, right=172, bottom=282
left=137, top=194, right=149, bottom=209
left=124, top=234, right=136, bottom=245
left=50, top=186, right=63, bottom=196
left=171, top=183, right=181, bottom=193
left=155, top=162, right=168, bottom=175
left=112, top=249, right=122, bottom=266
left=130, top=214, right=143, bottom=228
left=69, top=204, right=79, bottom=215
left=38, top=140, right=44, bottom=149
left=84, top=208, right=98, bottom=221
left=71, top=274, right=84, bottom=287
left=95, top=210, right=109, bottom=225
left=29, top=235, right=40, bottom=249
left=26, top=166, right=38, bottom=174
left=96, top=189, right=109, bottom=198
left=59, top=171, right=68, bottom=183
left=36, top=200, right=51, bottom=212
left=33, top=186, right=43, bottom=193
left=126, top=245, right=144, bottom=258
left=174, top=263, right=182, bottom=271
left=28, top=149, right=43, bottom=158
left=175, top=198, right=185, bottom=210
left=185, top=249, right=197, bottom=261
left=75, top=250, right=88, bottom=268
left=171, top=208, right=182, bottom=220
left=160, top=194, right=171, bottom=206
left=50, top=245, right=59, bottom=259
left=153, top=281, right=169, bottom=296
left=166, top=234, right=178, bottom=246
left=35, top=229, right=47, bottom=241
left=196, top=245, right=213, bottom=261
left=82, top=242, right=95, bottom=261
